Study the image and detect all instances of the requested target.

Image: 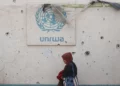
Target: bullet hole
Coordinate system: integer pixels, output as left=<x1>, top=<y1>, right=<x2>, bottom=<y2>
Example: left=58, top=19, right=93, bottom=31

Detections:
left=99, top=32, right=101, bottom=34
left=38, top=62, right=39, bottom=64
left=13, top=0, right=16, bottom=3
left=89, top=36, right=91, bottom=38
left=6, top=73, right=7, bottom=76
left=100, top=36, right=104, bottom=39
left=18, top=51, right=20, bottom=53
left=65, top=41, right=67, bottom=43
left=101, top=68, right=104, bottom=71
left=86, top=63, right=88, bottom=65
left=106, top=73, right=108, bottom=75
left=5, top=32, right=9, bottom=36
left=85, top=51, right=90, bottom=56
left=97, top=9, right=99, bottom=11
left=109, top=41, right=111, bottom=43
left=81, top=41, right=84, bottom=45
left=16, top=73, right=18, bottom=75
left=72, top=52, right=76, bottom=55
left=58, top=44, right=60, bottom=46
left=36, top=82, right=40, bottom=84
left=21, top=10, right=23, bottom=13
left=22, top=28, right=24, bottom=30
left=93, top=61, right=96, bottom=63
left=103, top=18, right=105, bottom=20
left=49, top=50, right=52, bottom=53
left=82, top=31, right=85, bottom=33
left=116, top=44, right=120, bottom=48
left=42, top=77, right=44, bottom=79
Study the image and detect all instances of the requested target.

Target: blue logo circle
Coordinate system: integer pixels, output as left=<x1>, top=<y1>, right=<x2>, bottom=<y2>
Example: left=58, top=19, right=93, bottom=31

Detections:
left=35, top=7, right=67, bottom=32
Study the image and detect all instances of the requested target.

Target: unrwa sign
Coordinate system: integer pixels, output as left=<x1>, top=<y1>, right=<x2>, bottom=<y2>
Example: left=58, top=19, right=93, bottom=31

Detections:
left=40, top=37, right=64, bottom=42
left=35, top=7, right=67, bottom=32
left=27, top=4, right=76, bottom=45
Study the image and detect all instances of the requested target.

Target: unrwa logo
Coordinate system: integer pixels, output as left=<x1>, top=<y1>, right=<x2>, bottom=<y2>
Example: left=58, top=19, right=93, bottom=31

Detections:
left=35, top=7, right=67, bottom=32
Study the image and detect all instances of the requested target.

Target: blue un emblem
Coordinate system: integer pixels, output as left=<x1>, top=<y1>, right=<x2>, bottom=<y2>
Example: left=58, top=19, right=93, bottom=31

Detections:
left=35, top=7, right=67, bottom=32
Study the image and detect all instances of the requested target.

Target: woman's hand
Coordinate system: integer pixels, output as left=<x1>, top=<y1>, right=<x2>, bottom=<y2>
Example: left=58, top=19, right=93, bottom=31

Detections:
left=57, top=70, right=64, bottom=80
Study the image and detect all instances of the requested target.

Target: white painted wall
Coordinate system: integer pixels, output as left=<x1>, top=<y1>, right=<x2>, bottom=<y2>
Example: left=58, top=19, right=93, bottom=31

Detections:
left=0, top=0, right=120, bottom=85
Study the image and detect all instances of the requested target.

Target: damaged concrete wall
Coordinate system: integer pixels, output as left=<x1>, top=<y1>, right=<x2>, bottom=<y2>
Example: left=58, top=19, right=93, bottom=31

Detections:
left=0, top=0, right=120, bottom=85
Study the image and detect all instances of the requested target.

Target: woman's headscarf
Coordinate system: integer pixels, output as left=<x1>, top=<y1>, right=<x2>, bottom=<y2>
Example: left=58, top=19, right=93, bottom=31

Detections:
left=62, top=52, right=73, bottom=64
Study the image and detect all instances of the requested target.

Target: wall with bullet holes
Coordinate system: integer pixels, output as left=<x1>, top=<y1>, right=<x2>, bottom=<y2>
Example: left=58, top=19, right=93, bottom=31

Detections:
left=0, top=0, right=120, bottom=85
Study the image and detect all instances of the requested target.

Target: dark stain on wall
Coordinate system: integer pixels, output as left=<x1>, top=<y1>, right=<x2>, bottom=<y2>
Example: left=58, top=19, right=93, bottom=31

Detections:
left=57, top=44, right=60, bottom=46
left=116, top=44, right=120, bottom=48
left=21, top=10, right=23, bottom=13
left=85, top=51, right=90, bottom=56
left=81, top=41, right=84, bottom=45
left=106, top=73, right=108, bottom=75
left=65, top=41, right=67, bottom=43
left=5, top=32, right=9, bottom=36
left=13, top=0, right=16, bottom=3
left=100, top=36, right=104, bottom=39
left=36, top=82, right=40, bottom=84
left=103, top=18, right=105, bottom=21
left=86, top=63, right=88, bottom=65
left=82, top=31, right=85, bottom=33
left=18, top=51, right=20, bottom=53
left=72, top=52, right=76, bottom=55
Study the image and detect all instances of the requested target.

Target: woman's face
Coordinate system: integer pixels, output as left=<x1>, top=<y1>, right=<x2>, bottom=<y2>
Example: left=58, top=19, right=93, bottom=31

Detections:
left=63, top=59, right=67, bottom=64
